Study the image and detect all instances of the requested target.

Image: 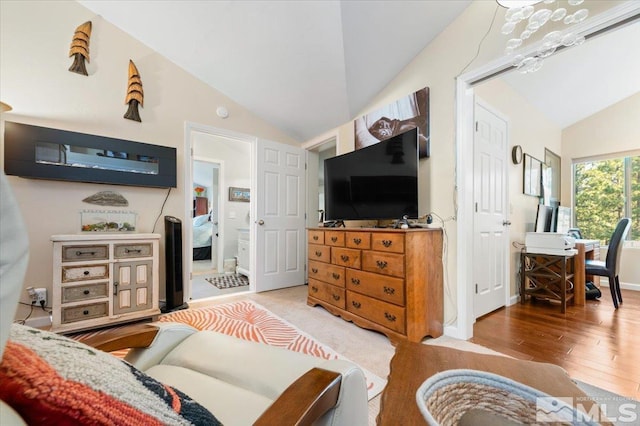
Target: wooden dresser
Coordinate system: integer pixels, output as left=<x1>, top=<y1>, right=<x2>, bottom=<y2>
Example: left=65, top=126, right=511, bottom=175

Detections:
left=51, top=233, right=161, bottom=334
left=307, top=227, right=443, bottom=343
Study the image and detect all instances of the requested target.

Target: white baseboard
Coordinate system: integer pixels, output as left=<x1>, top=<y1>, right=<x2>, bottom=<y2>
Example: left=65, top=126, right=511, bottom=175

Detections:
left=509, top=295, right=519, bottom=306
left=598, top=279, right=640, bottom=292
left=24, top=314, right=52, bottom=329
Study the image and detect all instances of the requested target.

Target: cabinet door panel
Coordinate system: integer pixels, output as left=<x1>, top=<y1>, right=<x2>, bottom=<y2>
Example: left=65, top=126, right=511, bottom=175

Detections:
left=113, top=260, right=152, bottom=314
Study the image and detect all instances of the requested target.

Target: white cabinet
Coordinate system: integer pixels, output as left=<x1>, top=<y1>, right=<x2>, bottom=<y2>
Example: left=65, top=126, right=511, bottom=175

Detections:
left=237, top=228, right=250, bottom=277
left=51, top=234, right=160, bottom=333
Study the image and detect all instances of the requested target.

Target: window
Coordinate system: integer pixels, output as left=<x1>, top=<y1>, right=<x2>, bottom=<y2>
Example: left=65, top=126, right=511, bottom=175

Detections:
left=573, top=154, right=639, bottom=245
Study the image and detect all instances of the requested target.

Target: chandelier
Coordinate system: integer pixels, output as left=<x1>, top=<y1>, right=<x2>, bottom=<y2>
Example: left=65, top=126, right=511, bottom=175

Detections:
left=497, top=0, right=589, bottom=73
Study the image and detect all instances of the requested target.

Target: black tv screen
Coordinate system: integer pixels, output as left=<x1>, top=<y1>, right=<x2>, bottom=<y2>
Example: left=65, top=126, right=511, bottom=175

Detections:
left=324, top=128, right=419, bottom=221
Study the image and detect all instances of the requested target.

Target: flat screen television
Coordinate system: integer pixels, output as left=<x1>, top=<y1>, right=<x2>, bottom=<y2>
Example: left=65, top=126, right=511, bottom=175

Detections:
left=324, top=128, right=418, bottom=221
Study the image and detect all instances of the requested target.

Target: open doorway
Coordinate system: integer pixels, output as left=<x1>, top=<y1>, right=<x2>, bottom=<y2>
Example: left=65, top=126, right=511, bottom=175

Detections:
left=185, top=124, right=253, bottom=301
left=192, top=159, right=220, bottom=277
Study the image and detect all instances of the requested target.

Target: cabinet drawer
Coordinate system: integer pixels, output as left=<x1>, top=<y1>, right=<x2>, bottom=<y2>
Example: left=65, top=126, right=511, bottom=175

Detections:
left=308, top=230, right=324, bottom=245
left=62, top=302, right=108, bottom=324
left=331, top=247, right=361, bottom=269
left=62, top=264, right=109, bottom=283
left=308, top=278, right=345, bottom=309
left=62, top=282, right=108, bottom=303
left=324, top=231, right=345, bottom=247
left=308, top=260, right=345, bottom=287
left=114, top=243, right=153, bottom=259
left=347, top=292, right=405, bottom=334
left=346, top=269, right=405, bottom=306
left=371, top=233, right=405, bottom=253
left=345, top=232, right=371, bottom=249
left=62, top=245, right=108, bottom=262
left=309, top=244, right=331, bottom=263
left=362, top=251, right=405, bottom=278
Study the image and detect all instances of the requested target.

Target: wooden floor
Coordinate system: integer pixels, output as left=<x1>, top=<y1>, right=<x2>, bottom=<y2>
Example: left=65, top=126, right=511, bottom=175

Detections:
left=472, top=287, right=640, bottom=399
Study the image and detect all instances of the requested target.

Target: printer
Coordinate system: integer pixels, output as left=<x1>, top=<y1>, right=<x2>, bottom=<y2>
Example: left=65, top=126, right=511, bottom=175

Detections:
left=525, top=232, right=577, bottom=256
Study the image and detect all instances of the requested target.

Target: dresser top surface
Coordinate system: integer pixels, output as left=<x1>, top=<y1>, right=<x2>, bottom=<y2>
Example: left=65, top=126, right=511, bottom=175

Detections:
left=51, top=233, right=160, bottom=242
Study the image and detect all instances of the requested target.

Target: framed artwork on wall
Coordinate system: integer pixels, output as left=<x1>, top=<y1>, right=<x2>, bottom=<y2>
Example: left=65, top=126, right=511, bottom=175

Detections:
left=523, top=154, right=542, bottom=197
left=544, top=148, right=561, bottom=203
left=229, top=187, right=250, bottom=202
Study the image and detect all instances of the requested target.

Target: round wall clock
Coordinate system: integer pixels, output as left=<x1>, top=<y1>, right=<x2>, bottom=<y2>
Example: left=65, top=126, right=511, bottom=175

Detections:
left=512, top=145, right=523, bottom=164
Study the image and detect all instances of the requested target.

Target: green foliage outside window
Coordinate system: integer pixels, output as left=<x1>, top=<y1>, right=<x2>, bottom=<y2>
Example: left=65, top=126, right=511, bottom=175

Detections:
left=573, top=156, right=639, bottom=245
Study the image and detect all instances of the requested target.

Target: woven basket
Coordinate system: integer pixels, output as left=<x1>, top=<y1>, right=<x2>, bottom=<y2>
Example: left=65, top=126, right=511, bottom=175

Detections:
left=415, top=369, right=598, bottom=426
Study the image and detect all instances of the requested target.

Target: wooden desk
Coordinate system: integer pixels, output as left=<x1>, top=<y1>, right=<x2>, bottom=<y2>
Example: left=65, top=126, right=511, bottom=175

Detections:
left=574, top=239, right=600, bottom=306
left=377, top=342, right=606, bottom=425
left=520, top=251, right=575, bottom=313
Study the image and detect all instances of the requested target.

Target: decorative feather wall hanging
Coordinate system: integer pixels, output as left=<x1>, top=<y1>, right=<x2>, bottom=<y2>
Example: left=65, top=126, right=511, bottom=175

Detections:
left=68, top=21, right=92, bottom=76
left=124, top=60, right=143, bottom=122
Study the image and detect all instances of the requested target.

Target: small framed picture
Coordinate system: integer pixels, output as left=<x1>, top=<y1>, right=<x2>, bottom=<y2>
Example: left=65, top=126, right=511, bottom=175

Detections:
left=229, top=187, right=250, bottom=202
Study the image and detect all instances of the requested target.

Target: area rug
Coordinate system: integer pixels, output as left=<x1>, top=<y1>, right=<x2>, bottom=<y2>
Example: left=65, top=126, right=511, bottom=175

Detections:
left=205, top=274, right=249, bottom=289
left=76, top=300, right=385, bottom=400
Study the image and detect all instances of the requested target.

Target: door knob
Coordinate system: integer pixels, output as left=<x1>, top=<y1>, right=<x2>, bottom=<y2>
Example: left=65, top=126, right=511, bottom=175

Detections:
left=258, top=220, right=265, bottom=226
left=503, top=220, right=512, bottom=226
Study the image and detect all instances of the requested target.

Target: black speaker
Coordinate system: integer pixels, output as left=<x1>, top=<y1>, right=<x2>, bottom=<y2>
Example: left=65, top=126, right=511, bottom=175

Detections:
left=161, top=216, right=188, bottom=313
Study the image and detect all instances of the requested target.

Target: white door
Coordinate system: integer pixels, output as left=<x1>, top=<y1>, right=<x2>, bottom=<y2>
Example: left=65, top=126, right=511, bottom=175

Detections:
left=255, top=139, right=306, bottom=291
left=473, top=101, right=509, bottom=318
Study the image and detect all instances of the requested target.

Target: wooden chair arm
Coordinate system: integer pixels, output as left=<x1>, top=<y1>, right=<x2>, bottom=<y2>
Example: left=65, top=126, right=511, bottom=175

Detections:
left=78, top=323, right=160, bottom=352
left=254, top=368, right=342, bottom=426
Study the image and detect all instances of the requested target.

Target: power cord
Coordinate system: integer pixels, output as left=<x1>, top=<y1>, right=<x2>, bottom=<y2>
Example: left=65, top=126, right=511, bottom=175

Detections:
left=152, top=187, right=172, bottom=233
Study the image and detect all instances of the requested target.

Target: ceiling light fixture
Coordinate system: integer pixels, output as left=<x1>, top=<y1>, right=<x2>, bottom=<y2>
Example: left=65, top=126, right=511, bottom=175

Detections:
left=0, top=102, right=12, bottom=112
left=497, top=0, right=588, bottom=73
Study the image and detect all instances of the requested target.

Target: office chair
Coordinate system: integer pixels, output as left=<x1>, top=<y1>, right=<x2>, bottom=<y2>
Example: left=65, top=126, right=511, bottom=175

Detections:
left=585, top=218, right=631, bottom=309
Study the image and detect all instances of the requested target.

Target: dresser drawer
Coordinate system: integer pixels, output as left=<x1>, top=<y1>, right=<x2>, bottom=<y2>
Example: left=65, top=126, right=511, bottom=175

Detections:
left=62, top=245, right=109, bottom=262
left=62, top=302, right=108, bottom=324
left=308, top=260, right=345, bottom=287
left=324, top=231, right=345, bottom=247
left=346, top=269, right=405, bottom=306
left=331, top=247, right=361, bottom=269
left=62, top=282, right=108, bottom=303
left=62, top=264, right=109, bottom=283
left=308, top=278, right=345, bottom=309
left=114, top=243, right=153, bottom=259
left=371, top=233, right=405, bottom=253
left=362, top=251, right=404, bottom=278
left=345, top=232, right=371, bottom=249
left=347, top=292, right=405, bottom=334
left=309, top=244, right=331, bottom=263
left=308, top=230, right=325, bottom=245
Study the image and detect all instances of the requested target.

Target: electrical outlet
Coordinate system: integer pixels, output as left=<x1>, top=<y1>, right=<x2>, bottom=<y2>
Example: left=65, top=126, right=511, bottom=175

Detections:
left=34, top=288, right=47, bottom=307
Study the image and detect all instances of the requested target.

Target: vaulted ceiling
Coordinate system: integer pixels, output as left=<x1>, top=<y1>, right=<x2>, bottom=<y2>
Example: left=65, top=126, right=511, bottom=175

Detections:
left=78, top=1, right=639, bottom=142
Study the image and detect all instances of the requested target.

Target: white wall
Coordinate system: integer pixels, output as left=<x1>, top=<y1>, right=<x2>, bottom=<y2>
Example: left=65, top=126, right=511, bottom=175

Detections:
left=0, top=1, right=295, bottom=323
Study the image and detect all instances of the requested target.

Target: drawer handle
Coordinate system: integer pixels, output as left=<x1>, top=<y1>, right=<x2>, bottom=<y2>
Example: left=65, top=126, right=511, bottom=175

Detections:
left=315, top=251, right=322, bottom=257
left=353, top=238, right=362, bottom=245
left=311, top=268, right=318, bottom=274
left=83, top=289, right=90, bottom=295
left=83, top=270, right=90, bottom=276
left=351, top=301, right=361, bottom=309
left=383, top=286, right=395, bottom=295
left=376, top=260, right=388, bottom=270
left=332, top=294, right=341, bottom=301
left=382, top=240, right=393, bottom=248
left=384, top=312, right=397, bottom=322
left=313, top=235, right=318, bottom=241
left=83, top=310, right=89, bottom=316
left=351, top=278, right=360, bottom=285
left=331, top=237, right=338, bottom=243
left=113, top=281, right=119, bottom=295
left=332, top=273, right=340, bottom=280
left=341, top=255, right=349, bottom=262
left=311, top=286, right=318, bottom=293
left=76, top=250, right=97, bottom=256
left=125, top=248, right=142, bottom=254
